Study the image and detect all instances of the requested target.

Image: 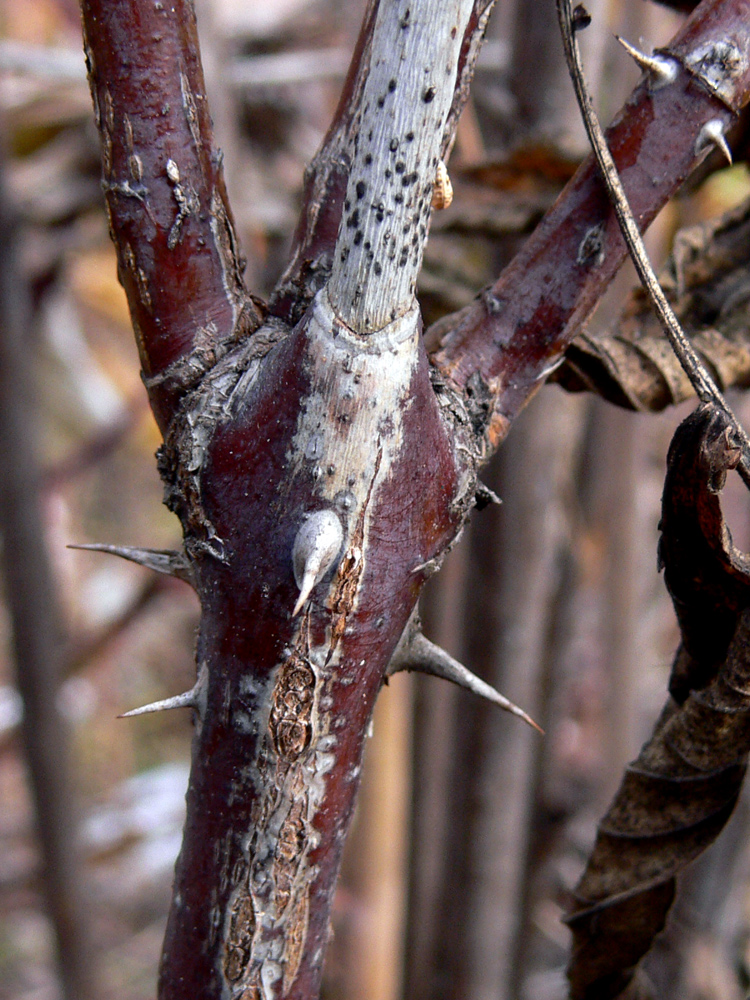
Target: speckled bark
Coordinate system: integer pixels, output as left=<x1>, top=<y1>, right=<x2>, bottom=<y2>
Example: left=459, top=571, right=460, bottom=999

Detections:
left=326, top=0, right=474, bottom=331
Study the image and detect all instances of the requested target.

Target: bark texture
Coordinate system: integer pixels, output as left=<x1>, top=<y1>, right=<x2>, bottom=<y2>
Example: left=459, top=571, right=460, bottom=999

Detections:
left=76, top=0, right=750, bottom=997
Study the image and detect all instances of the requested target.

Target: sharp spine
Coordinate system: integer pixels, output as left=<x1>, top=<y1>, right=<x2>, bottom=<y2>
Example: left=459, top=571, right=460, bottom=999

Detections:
left=616, top=36, right=678, bottom=89
left=388, top=622, right=543, bottom=733
left=69, top=543, right=195, bottom=586
left=695, top=119, right=733, bottom=165
left=292, top=509, right=344, bottom=616
left=120, top=662, right=207, bottom=719
left=119, top=690, right=197, bottom=717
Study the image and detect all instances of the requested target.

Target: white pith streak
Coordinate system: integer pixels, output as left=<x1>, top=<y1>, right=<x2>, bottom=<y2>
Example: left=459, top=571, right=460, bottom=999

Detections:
left=287, top=288, right=421, bottom=603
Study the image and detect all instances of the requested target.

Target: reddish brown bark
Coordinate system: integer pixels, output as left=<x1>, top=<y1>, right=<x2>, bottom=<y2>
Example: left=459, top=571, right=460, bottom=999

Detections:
left=77, top=0, right=750, bottom=997
left=427, top=0, right=750, bottom=453
left=157, top=317, right=465, bottom=997
left=80, top=0, right=263, bottom=431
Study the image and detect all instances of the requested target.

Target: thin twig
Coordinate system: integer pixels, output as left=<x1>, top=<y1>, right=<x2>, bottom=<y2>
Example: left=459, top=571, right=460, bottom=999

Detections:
left=556, top=0, right=750, bottom=486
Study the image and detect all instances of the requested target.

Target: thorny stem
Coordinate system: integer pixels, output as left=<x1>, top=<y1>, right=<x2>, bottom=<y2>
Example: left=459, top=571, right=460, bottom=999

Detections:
left=557, top=0, right=750, bottom=486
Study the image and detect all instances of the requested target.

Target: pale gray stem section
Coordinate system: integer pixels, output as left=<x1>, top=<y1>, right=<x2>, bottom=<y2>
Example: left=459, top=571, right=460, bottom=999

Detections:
left=327, top=0, right=474, bottom=334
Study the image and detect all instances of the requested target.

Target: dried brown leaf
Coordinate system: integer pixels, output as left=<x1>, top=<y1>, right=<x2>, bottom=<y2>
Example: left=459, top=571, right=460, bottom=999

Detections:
left=567, top=404, right=750, bottom=1000
left=553, top=197, right=750, bottom=411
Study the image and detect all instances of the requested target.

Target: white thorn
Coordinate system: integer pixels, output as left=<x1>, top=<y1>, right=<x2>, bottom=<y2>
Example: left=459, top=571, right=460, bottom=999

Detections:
left=615, top=36, right=678, bottom=89
left=695, top=119, right=733, bottom=166
left=119, top=690, right=196, bottom=717
left=68, top=542, right=195, bottom=586
left=291, top=509, right=344, bottom=616
left=389, top=628, right=543, bottom=733
left=119, top=662, right=208, bottom=719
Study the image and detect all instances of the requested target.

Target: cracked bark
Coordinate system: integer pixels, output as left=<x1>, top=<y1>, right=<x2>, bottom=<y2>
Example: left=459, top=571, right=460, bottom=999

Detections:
left=77, top=0, right=750, bottom=997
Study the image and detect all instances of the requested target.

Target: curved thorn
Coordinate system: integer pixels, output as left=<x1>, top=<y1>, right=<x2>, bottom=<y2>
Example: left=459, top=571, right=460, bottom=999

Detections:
left=291, top=510, right=344, bottom=616
left=389, top=629, right=543, bottom=733
left=68, top=542, right=196, bottom=586
left=292, top=566, right=318, bottom=617
left=615, top=36, right=678, bottom=89
left=695, top=119, right=733, bottom=166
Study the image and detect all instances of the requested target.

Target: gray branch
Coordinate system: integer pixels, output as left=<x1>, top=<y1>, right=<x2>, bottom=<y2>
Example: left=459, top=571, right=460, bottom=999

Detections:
left=327, top=0, right=475, bottom=334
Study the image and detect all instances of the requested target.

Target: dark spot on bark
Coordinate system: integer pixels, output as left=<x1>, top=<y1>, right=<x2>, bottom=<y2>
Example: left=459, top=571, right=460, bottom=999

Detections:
left=364, top=240, right=371, bottom=250
left=354, top=230, right=363, bottom=245
left=385, top=169, right=392, bottom=179
left=399, top=250, right=409, bottom=267
left=347, top=209, right=360, bottom=228
left=422, top=86, right=436, bottom=103
left=406, top=131, right=414, bottom=142
left=364, top=153, right=372, bottom=165
left=411, top=233, right=418, bottom=246
left=356, top=180, right=366, bottom=200
left=389, top=138, right=399, bottom=152
left=377, top=96, right=385, bottom=108
left=374, top=262, right=382, bottom=276
left=483, top=289, right=505, bottom=316
left=394, top=193, right=404, bottom=204
left=388, top=79, right=397, bottom=92
left=465, top=371, right=494, bottom=437
left=403, top=172, right=418, bottom=187
left=375, top=208, right=384, bottom=223
left=339, top=248, right=349, bottom=262
left=577, top=222, right=606, bottom=267
left=344, top=200, right=351, bottom=212
left=395, top=161, right=406, bottom=174
left=400, top=9, right=410, bottom=28
left=368, top=130, right=373, bottom=141
left=451, top=26, right=457, bottom=38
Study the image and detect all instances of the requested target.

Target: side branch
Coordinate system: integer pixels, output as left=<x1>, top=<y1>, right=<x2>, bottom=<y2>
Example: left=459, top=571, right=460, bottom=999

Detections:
left=326, top=0, right=475, bottom=332
left=427, top=0, right=750, bottom=457
left=270, top=0, right=497, bottom=328
left=556, top=0, right=750, bottom=483
left=81, top=0, right=263, bottom=431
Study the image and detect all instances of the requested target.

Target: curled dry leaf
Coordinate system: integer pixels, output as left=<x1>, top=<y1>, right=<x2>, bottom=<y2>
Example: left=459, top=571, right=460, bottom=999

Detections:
left=552, top=197, right=750, bottom=411
left=567, top=404, right=750, bottom=1000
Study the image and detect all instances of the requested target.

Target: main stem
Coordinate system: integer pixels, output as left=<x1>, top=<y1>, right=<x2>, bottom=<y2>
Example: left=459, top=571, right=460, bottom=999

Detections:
left=158, top=3, right=475, bottom=998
